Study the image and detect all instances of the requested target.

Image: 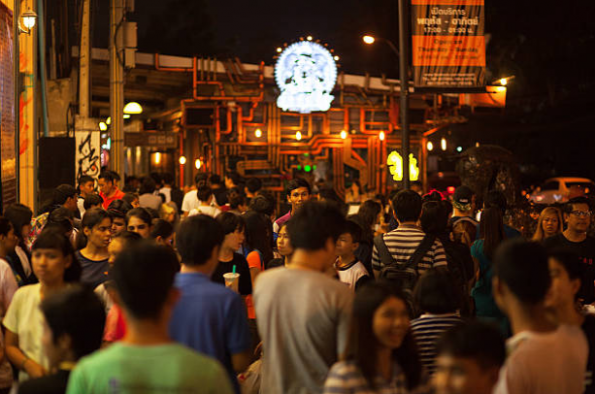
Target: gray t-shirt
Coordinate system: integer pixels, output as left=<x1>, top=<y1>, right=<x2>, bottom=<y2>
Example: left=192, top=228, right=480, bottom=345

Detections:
left=254, top=267, right=354, bottom=394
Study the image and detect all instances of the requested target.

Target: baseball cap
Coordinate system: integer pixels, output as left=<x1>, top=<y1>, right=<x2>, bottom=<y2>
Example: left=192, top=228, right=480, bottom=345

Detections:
left=453, top=185, right=474, bottom=211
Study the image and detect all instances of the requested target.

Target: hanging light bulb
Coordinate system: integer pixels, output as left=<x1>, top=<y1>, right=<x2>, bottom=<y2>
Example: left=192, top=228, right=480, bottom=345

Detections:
left=255, top=129, right=262, bottom=138
left=195, top=159, right=202, bottom=170
left=296, top=131, right=302, bottom=141
left=379, top=131, right=385, bottom=141
left=340, top=130, right=347, bottom=139
left=427, top=141, right=434, bottom=151
left=441, top=137, right=447, bottom=151
left=179, top=156, right=187, bottom=165
left=154, top=152, right=161, bottom=165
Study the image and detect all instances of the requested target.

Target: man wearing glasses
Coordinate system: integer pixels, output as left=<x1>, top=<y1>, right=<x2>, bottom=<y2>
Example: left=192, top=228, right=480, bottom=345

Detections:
left=545, top=197, right=595, bottom=304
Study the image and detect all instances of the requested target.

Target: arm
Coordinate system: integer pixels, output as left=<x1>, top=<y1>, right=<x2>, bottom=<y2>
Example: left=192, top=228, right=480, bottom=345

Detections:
left=246, top=252, right=263, bottom=284
left=231, top=351, right=252, bottom=373
left=4, top=329, right=47, bottom=378
left=226, top=295, right=253, bottom=373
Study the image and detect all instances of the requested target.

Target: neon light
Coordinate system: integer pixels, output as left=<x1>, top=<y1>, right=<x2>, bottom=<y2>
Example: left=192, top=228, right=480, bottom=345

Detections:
left=387, top=151, right=419, bottom=182
left=275, top=41, right=337, bottom=114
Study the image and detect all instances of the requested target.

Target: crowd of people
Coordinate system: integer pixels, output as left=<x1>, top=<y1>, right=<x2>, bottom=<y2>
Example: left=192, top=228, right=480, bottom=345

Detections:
left=0, top=169, right=594, bottom=394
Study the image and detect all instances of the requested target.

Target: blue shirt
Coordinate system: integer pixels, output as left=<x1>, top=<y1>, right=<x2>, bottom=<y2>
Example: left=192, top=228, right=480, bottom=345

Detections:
left=169, top=272, right=251, bottom=394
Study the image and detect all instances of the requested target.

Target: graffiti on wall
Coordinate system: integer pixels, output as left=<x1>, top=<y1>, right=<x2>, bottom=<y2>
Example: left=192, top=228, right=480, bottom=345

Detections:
left=75, top=131, right=100, bottom=179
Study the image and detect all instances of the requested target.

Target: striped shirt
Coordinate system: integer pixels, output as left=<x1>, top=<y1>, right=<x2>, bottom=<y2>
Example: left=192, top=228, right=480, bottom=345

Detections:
left=410, top=313, right=464, bottom=375
left=372, top=225, right=448, bottom=274
left=324, top=360, right=408, bottom=394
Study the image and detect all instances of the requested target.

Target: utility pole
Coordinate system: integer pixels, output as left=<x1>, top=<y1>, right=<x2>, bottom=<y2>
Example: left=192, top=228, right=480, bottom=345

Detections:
left=109, top=0, right=125, bottom=177
left=398, top=0, right=411, bottom=190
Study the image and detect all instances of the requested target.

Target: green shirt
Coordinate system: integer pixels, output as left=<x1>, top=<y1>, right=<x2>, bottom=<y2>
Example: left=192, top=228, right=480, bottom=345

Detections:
left=66, top=342, right=233, bottom=394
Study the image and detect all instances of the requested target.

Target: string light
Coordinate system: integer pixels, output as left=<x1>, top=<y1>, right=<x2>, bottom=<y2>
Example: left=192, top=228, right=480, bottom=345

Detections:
left=379, top=131, right=385, bottom=141
left=255, top=129, right=262, bottom=138
left=296, top=131, right=302, bottom=141
left=179, top=156, right=187, bottom=165
left=195, top=159, right=202, bottom=170
left=441, top=137, right=447, bottom=151
left=340, top=130, right=347, bottom=139
left=427, top=141, right=434, bottom=151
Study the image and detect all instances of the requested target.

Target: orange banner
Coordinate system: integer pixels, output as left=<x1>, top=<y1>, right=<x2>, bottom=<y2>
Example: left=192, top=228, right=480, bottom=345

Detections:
left=412, top=35, right=485, bottom=67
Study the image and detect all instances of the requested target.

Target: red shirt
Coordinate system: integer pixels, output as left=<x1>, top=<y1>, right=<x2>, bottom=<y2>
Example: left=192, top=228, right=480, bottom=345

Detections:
left=100, top=188, right=125, bottom=209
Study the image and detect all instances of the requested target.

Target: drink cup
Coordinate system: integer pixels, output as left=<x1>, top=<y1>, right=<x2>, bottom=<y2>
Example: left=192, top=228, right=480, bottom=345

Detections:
left=223, top=272, right=240, bottom=293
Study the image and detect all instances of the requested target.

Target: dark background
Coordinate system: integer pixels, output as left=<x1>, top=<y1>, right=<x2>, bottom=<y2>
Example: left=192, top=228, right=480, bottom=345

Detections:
left=90, top=0, right=595, bottom=184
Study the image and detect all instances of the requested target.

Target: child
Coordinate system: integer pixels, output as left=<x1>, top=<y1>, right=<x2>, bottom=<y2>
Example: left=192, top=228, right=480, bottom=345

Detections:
left=335, top=220, right=370, bottom=290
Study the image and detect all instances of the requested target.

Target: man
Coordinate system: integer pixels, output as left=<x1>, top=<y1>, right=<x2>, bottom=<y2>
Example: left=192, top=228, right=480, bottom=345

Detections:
left=545, top=196, right=595, bottom=304
left=450, top=185, right=478, bottom=246
left=98, top=171, right=124, bottom=210
left=273, top=177, right=311, bottom=240
left=225, top=171, right=242, bottom=190
left=181, top=173, right=213, bottom=218
left=372, top=190, right=448, bottom=280
left=492, top=239, right=588, bottom=394
left=209, top=174, right=228, bottom=206
left=169, top=215, right=251, bottom=394
left=255, top=201, right=353, bottom=394
left=245, top=178, right=262, bottom=201
left=433, top=322, right=505, bottom=394
left=77, top=175, right=95, bottom=217
left=67, top=242, right=233, bottom=394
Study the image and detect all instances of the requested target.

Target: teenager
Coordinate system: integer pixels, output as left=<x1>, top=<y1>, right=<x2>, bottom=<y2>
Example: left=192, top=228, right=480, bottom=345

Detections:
left=66, top=242, right=233, bottom=393
left=18, top=286, right=105, bottom=394
left=125, top=207, right=153, bottom=239
left=76, top=208, right=111, bottom=289
left=107, top=199, right=132, bottom=237
left=335, top=220, right=370, bottom=290
left=3, top=203, right=35, bottom=285
left=273, top=177, right=311, bottom=240
left=3, top=231, right=81, bottom=381
left=76, top=175, right=95, bottom=217
left=267, top=222, right=294, bottom=269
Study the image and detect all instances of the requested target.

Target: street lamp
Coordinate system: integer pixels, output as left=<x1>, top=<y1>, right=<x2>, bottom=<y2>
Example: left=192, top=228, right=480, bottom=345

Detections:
left=19, top=9, right=37, bottom=35
left=123, top=102, right=143, bottom=115
left=362, top=34, right=400, bottom=57
left=362, top=35, right=375, bottom=45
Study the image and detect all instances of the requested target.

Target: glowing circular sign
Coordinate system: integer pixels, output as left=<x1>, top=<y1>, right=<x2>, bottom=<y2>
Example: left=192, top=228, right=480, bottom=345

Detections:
left=275, top=41, right=337, bottom=114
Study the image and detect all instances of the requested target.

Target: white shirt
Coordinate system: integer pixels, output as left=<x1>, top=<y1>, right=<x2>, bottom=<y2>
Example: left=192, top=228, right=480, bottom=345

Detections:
left=188, top=206, right=221, bottom=218
left=335, top=260, right=369, bottom=290
left=182, top=190, right=219, bottom=213
left=159, top=187, right=172, bottom=203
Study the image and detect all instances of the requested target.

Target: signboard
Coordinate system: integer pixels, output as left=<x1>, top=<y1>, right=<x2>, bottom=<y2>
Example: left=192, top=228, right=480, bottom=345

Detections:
left=125, top=132, right=178, bottom=148
left=275, top=41, right=337, bottom=114
left=411, top=0, right=485, bottom=89
left=387, top=151, right=419, bottom=181
left=75, top=131, right=101, bottom=180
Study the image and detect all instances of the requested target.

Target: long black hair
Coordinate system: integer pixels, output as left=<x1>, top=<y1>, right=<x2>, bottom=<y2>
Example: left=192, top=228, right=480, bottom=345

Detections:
left=480, top=207, right=505, bottom=259
left=343, top=281, right=422, bottom=391
left=33, top=230, right=81, bottom=282
left=243, top=210, right=274, bottom=265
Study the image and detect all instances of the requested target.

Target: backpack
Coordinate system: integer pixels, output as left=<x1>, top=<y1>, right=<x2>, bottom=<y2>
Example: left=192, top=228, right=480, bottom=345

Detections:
left=373, top=233, right=436, bottom=294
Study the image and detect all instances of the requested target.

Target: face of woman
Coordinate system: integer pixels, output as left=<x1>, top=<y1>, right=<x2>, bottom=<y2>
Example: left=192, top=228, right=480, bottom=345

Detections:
left=372, top=296, right=410, bottom=350
left=277, top=226, right=293, bottom=257
left=86, top=218, right=112, bottom=248
left=224, top=228, right=245, bottom=251
left=32, top=248, right=71, bottom=285
left=21, top=224, right=32, bottom=240
left=542, top=213, right=559, bottom=236
left=127, top=216, right=151, bottom=239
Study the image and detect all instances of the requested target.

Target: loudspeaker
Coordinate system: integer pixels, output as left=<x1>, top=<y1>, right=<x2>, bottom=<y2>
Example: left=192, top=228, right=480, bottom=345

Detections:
left=38, top=137, right=75, bottom=189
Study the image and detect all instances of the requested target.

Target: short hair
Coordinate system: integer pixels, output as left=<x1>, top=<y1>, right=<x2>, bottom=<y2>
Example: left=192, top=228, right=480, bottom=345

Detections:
left=250, top=193, right=275, bottom=216
left=286, top=177, right=311, bottom=197
left=3, top=203, right=33, bottom=239
left=139, top=177, right=157, bottom=195
left=484, top=190, right=507, bottom=214
left=161, top=172, right=175, bottom=186
left=437, top=322, right=505, bottom=370
left=392, top=190, right=422, bottom=222
left=77, top=175, right=94, bottom=187
left=0, top=218, right=12, bottom=237
left=83, top=194, right=104, bottom=211
left=111, top=242, right=179, bottom=320
left=564, top=196, right=591, bottom=214
left=99, top=171, right=116, bottom=183
left=112, top=230, right=142, bottom=245
left=122, top=193, right=139, bottom=206
left=107, top=199, right=133, bottom=220
left=176, top=215, right=225, bottom=266
left=246, top=178, right=263, bottom=193
left=225, top=171, right=242, bottom=186
left=32, top=230, right=81, bottom=282
left=109, top=170, right=121, bottom=182
left=150, top=219, right=174, bottom=240
left=343, top=220, right=363, bottom=244
left=209, top=174, right=223, bottom=186
left=194, top=172, right=209, bottom=187
left=494, top=239, right=551, bottom=304
left=196, top=186, right=213, bottom=202
left=229, top=194, right=246, bottom=210
left=126, top=207, right=152, bottom=226
left=217, top=212, right=246, bottom=236
left=40, top=285, right=105, bottom=360
left=287, top=201, right=346, bottom=251
left=46, top=207, right=75, bottom=235
left=54, top=184, right=77, bottom=205
left=413, top=269, right=459, bottom=314
left=548, top=249, right=582, bottom=281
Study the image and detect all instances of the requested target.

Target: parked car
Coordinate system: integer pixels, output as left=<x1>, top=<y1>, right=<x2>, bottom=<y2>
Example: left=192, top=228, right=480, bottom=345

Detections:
left=530, top=177, right=594, bottom=204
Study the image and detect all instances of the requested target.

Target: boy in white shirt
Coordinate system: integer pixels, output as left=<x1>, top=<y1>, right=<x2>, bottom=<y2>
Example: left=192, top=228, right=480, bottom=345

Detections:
left=335, top=220, right=370, bottom=291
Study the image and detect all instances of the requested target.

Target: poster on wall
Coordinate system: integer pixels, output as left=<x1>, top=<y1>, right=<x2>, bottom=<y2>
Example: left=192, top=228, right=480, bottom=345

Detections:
left=0, top=3, right=17, bottom=208
left=411, top=0, right=486, bottom=89
left=75, top=131, right=101, bottom=181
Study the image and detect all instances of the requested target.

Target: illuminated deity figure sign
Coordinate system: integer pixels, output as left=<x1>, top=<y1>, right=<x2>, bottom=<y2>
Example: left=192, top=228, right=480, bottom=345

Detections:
left=275, top=41, right=337, bottom=114
left=387, top=151, right=420, bottom=182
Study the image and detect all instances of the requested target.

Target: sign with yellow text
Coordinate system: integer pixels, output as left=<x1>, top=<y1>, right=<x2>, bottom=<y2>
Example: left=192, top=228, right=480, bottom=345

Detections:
left=411, top=0, right=485, bottom=89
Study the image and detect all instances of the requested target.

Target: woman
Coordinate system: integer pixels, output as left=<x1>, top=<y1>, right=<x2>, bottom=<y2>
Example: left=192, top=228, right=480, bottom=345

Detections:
left=3, top=203, right=35, bottom=285
left=357, top=200, right=383, bottom=237
left=76, top=208, right=112, bottom=289
left=470, top=207, right=508, bottom=334
left=345, top=181, right=363, bottom=204
left=324, top=282, right=425, bottom=393
left=268, top=222, right=294, bottom=269
left=188, top=187, right=221, bottom=218
left=150, top=219, right=175, bottom=249
left=243, top=210, right=274, bottom=282
left=159, top=201, right=179, bottom=227
left=3, top=230, right=81, bottom=382
left=532, top=206, right=563, bottom=242
left=125, top=208, right=153, bottom=239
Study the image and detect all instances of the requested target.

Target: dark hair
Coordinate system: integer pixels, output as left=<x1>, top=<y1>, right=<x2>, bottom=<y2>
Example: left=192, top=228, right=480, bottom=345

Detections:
left=345, top=281, right=422, bottom=391
left=249, top=193, right=275, bottom=216
left=107, top=199, right=133, bottom=220
left=229, top=194, right=246, bottom=210
left=0, top=218, right=13, bottom=238
left=122, top=193, right=139, bottom=206
left=83, top=194, right=104, bottom=211
left=99, top=171, right=116, bottom=183
left=150, top=219, right=174, bottom=240
left=77, top=175, right=95, bottom=187
left=357, top=200, right=382, bottom=230
left=45, top=207, right=75, bottom=235
left=3, top=203, right=33, bottom=240
left=413, top=269, right=459, bottom=314
left=40, top=285, right=105, bottom=360
left=113, top=230, right=142, bottom=245
left=194, top=172, right=209, bottom=187
left=32, top=230, right=82, bottom=282
left=484, top=190, right=507, bottom=215
left=243, top=210, right=274, bottom=264
left=54, top=184, right=77, bottom=206
left=286, top=177, right=311, bottom=197
left=77, top=208, right=112, bottom=249
left=217, top=212, right=245, bottom=235
left=246, top=178, right=263, bottom=194
left=161, top=172, right=175, bottom=186
left=126, top=207, right=152, bottom=226
left=139, top=177, right=157, bottom=195
left=287, top=201, right=346, bottom=251
left=177, top=215, right=225, bottom=266
left=111, top=242, right=178, bottom=320
left=565, top=196, right=591, bottom=214
left=494, top=239, right=551, bottom=304
left=437, top=322, right=505, bottom=369
left=392, top=190, right=422, bottom=222
left=422, top=190, right=443, bottom=204
left=548, top=249, right=582, bottom=281
left=343, top=220, right=363, bottom=244
left=420, top=201, right=448, bottom=236
left=479, top=207, right=505, bottom=259
left=209, top=174, right=223, bottom=186
left=196, top=186, right=213, bottom=202
left=109, top=170, right=121, bottom=182
left=226, top=171, right=242, bottom=186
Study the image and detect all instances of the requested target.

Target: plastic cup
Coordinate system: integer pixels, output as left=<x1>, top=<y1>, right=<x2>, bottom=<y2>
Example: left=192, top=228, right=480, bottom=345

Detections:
left=223, top=272, right=240, bottom=292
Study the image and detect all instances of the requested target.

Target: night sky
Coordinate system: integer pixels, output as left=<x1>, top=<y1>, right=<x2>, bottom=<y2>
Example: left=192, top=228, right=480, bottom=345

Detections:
left=93, top=0, right=595, bottom=183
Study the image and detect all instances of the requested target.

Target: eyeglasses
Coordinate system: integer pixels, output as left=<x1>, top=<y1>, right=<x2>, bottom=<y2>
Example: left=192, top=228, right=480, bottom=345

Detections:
left=570, top=210, right=593, bottom=218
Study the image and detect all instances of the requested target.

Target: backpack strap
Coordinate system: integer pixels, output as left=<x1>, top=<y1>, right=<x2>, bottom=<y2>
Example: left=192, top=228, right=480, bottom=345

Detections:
left=373, top=234, right=396, bottom=268
left=404, top=234, right=436, bottom=272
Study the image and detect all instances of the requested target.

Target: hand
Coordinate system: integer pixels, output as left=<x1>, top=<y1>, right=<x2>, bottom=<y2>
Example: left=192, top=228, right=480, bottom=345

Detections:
left=24, top=360, right=47, bottom=379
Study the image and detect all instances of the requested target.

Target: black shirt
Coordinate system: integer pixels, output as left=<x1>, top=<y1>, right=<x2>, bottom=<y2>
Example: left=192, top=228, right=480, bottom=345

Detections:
left=583, top=314, right=595, bottom=394
left=544, top=234, right=595, bottom=304
left=18, top=369, right=71, bottom=394
left=212, top=253, right=252, bottom=295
